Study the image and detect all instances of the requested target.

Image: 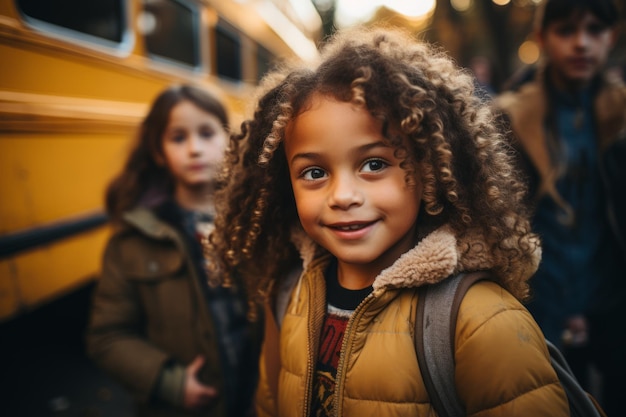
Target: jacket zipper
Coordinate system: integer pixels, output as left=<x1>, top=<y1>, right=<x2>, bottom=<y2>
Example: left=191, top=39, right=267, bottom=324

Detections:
left=332, top=293, right=377, bottom=417
left=303, top=270, right=330, bottom=417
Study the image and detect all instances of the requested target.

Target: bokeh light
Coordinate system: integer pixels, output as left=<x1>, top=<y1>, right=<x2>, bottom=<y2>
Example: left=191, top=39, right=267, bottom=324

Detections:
left=334, top=0, right=436, bottom=28
left=451, top=0, right=472, bottom=12
left=518, top=40, right=540, bottom=64
left=386, top=0, right=436, bottom=18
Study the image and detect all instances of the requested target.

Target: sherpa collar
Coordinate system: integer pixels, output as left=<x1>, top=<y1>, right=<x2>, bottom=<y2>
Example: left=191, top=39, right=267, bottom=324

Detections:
left=289, top=225, right=529, bottom=292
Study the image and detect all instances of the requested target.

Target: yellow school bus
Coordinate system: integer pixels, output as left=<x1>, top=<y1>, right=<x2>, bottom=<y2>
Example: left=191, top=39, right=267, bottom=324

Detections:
left=0, top=0, right=321, bottom=322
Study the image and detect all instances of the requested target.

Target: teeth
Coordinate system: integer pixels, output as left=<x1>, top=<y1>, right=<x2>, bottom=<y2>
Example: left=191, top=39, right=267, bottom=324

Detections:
left=338, top=224, right=363, bottom=231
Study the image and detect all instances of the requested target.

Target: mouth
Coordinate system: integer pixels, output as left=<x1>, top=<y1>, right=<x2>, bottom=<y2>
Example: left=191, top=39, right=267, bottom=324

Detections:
left=331, top=223, right=370, bottom=231
left=326, top=221, right=376, bottom=240
left=568, top=57, right=593, bottom=68
left=188, top=164, right=208, bottom=171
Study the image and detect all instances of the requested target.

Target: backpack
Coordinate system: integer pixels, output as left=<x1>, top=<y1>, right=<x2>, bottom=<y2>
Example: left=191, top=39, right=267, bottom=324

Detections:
left=415, top=271, right=606, bottom=417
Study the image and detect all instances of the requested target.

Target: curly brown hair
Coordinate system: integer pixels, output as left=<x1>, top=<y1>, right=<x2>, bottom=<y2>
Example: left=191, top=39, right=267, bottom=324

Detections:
left=208, top=25, right=538, bottom=309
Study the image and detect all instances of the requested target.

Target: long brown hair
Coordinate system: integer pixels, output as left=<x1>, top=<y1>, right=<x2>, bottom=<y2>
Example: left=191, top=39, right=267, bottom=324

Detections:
left=105, top=84, right=228, bottom=222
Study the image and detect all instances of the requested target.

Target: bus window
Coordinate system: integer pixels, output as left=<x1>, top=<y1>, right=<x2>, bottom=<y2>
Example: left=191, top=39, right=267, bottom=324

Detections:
left=16, top=0, right=125, bottom=44
left=216, top=18, right=241, bottom=82
left=257, top=44, right=275, bottom=82
left=141, top=0, right=199, bottom=68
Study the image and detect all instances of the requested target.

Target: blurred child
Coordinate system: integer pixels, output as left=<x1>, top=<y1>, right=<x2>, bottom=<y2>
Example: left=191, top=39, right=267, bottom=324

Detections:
left=86, top=84, right=262, bottom=417
left=494, top=1, right=626, bottom=414
left=209, top=26, right=570, bottom=416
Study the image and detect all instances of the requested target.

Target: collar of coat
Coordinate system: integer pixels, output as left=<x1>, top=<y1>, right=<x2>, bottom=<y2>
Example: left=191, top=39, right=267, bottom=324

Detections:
left=493, top=65, right=626, bottom=221
left=495, top=65, right=626, bottom=181
left=290, top=225, right=540, bottom=292
left=121, top=204, right=185, bottom=243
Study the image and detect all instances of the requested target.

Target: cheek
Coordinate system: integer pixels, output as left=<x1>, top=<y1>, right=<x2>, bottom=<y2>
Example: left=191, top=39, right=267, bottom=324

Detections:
left=203, top=141, right=227, bottom=165
left=292, top=188, right=316, bottom=223
left=383, top=180, right=422, bottom=220
left=162, top=146, right=180, bottom=168
left=383, top=173, right=421, bottom=201
left=212, top=134, right=228, bottom=153
left=593, top=39, right=612, bottom=61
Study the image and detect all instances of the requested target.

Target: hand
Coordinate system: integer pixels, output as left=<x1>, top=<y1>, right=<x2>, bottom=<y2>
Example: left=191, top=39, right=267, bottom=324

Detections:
left=182, top=356, right=219, bottom=411
left=562, top=315, right=588, bottom=347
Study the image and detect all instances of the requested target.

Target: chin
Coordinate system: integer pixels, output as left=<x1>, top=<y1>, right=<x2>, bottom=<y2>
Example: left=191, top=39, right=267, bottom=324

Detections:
left=567, top=70, right=596, bottom=84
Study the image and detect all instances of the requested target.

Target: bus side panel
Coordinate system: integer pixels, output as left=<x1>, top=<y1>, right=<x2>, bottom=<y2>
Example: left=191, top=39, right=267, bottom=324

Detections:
left=0, top=30, right=170, bottom=322
left=0, top=34, right=176, bottom=102
left=0, top=227, right=111, bottom=321
left=0, top=133, right=131, bottom=232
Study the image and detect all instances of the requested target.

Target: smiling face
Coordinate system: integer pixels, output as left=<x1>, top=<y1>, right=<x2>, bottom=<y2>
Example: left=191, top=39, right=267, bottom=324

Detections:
left=161, top=100, right=228, bottom=194
left=284, top=94, right=422, bottom=287
left=540, top=10, right=615, bottom=91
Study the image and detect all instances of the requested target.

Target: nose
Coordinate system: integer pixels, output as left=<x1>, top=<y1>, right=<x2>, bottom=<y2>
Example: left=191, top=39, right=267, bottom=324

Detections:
left=188, top=135, right=203, bottom=154
left=574, top=29, right=591, bottom=49
left=328, top=172, right=364, bottom=209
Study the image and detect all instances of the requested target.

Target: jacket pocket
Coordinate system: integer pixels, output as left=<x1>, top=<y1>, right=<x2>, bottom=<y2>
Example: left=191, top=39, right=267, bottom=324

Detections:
left=119, top=237, right=184, bottom=280
left=121, top=241, right=197, bottom=346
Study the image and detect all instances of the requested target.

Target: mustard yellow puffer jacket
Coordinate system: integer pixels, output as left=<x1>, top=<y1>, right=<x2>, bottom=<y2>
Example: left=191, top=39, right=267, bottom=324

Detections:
left=255, top=227, right=569, bottom=417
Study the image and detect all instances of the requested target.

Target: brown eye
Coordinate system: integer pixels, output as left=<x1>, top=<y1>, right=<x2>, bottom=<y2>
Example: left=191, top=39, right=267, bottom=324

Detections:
left=171, top=133, right=186, bottom=143
left=362, top=159, right=387, bottom=172
left=302, top=167, right=326, bottom=180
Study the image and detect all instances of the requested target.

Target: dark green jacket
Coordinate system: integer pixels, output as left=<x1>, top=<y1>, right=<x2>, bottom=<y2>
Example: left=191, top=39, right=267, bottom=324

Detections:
left=86, top=206, right=262, bottom=417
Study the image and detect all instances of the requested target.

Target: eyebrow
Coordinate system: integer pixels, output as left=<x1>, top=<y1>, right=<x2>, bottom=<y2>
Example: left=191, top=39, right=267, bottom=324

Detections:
left=289, top=140, right=391, bottom=165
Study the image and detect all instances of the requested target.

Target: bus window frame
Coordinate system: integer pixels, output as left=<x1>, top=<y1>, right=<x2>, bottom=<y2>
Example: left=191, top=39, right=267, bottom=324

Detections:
left=14, top=0, right=136, bottom=57
left=215, top=16, right=242, bottom=83
left=256, top=42, right=275, bottom=82
left=141, top=0, right=203, bottom=72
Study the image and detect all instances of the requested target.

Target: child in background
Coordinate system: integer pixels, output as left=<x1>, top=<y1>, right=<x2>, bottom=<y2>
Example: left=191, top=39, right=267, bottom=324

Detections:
left=86, top=84, right=262, bottom=417
left=494, top=0, right=626, bottom=414
left=208, top=26, right=570, bottom=416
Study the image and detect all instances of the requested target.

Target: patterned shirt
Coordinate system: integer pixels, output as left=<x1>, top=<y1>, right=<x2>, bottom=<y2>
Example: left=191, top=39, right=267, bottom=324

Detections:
left=310, top=260, right=373, bottom=417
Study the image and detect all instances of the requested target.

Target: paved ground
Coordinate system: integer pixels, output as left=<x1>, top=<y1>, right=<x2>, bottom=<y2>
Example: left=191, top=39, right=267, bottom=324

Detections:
left=0, top=283, right=133, bottom=417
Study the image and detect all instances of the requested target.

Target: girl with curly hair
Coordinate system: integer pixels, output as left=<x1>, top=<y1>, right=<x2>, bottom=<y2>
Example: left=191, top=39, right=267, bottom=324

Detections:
left=209, top=26, right=569, bottom=416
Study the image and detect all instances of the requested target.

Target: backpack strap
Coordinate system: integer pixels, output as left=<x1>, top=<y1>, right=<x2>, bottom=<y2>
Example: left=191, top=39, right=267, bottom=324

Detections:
left=415, top=271, right=493, bottom=417
left=415, top=272, right=606, bottom=417
left=546, top=339, right=605, bottom=417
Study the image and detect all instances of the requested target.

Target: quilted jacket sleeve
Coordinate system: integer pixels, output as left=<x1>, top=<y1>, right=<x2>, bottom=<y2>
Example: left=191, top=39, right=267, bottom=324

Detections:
left=454, top=281, right=570, bottom=417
